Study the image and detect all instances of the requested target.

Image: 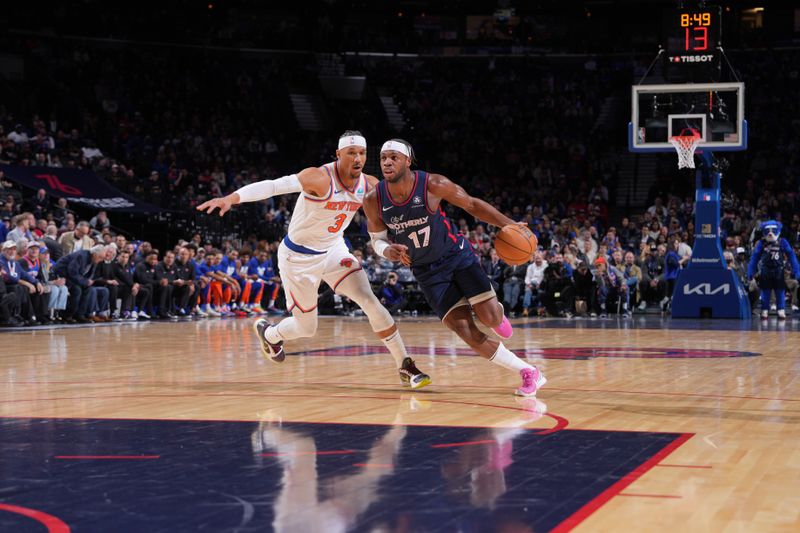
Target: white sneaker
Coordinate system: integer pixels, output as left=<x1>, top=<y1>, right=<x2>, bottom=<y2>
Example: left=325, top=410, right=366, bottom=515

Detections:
left=195, top=307, right=208, bottom=318
left=131, top=311, right=138, bottom=320
left=793, top=305, right=799, bottom=313
left=207, top=307, right=221, bottom=317
left=761, top=310, right=769, bottom=319
left=770, top=304, right=777, bottom=312
left=638, top=301, right=647, bottom=311
left=138, top=311, right=151, bottom=319
left=778, top=309, right=786, bottom=319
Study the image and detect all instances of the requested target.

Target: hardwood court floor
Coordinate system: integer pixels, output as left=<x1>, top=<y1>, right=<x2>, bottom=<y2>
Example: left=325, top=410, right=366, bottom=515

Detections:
left=0, top=316, right=798, bottom=532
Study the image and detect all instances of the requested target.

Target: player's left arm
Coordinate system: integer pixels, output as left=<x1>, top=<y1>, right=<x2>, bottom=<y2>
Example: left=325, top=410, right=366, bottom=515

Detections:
left=426, top=174, right=519, bottom=228
left=781, top=239, right=800, bottom=278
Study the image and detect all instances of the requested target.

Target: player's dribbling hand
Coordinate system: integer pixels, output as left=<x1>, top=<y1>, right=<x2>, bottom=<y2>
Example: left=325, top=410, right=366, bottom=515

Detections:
left=385, top=244, right=411, bottom=266
left=197, top=196, right=234, bottom=216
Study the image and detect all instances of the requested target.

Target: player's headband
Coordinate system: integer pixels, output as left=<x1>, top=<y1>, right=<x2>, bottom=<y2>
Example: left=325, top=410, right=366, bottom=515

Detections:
left=337, top=135, right=367, bottom=150
left=380, top=140, right=410, bottom=157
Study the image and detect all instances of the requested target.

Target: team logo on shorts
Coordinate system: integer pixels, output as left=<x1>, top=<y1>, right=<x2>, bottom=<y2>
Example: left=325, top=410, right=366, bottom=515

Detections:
left=340, top=258, right=354, bottom=268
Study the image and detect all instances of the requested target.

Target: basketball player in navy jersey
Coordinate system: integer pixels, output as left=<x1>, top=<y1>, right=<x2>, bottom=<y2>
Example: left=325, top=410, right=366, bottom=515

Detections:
left=363, top=139, right=546, bottom=396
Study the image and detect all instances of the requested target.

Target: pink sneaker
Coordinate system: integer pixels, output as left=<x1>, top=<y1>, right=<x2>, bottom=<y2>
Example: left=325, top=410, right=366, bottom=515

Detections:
left=515, top=367, right=547, bottom=397
left=493, top=315, right=513, bottom=339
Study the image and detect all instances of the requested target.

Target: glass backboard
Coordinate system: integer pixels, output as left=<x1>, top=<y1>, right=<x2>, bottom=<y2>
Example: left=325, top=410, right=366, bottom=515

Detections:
left=629, top=82, right=746, bottom=153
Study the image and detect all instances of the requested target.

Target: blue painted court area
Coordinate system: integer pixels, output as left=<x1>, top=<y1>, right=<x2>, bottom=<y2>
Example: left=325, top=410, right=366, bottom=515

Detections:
left=0, top=418, right=687, bottom=532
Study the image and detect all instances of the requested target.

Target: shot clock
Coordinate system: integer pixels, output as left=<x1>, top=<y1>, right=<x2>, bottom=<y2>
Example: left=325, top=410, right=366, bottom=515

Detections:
left=665, top=6, right=722, bottom=81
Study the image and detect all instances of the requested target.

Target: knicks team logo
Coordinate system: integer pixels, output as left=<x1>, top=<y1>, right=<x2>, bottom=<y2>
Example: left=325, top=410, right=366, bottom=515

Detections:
left=340, top=258, right=354, bottom=268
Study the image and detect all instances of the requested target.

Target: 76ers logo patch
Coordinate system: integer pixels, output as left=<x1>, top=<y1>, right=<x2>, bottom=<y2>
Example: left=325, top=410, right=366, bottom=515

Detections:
left=340, top=258, right=354, bottom=268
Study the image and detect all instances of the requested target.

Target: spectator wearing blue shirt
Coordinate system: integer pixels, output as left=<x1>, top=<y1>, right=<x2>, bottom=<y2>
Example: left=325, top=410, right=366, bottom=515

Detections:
left=379, top=272, right=405, bottom=315
left=663, top=238, right=683, bottom=311
left=53, top=245, right=110, bottom=324
left=1, top=240, right=43, bottom=324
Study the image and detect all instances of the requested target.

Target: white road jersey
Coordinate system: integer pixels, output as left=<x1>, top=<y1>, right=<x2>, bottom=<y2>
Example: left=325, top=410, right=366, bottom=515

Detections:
left=286, top=162, right=368, bottom=252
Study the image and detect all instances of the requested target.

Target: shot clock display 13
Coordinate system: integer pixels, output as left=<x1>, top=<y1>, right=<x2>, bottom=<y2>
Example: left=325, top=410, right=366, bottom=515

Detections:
left=665, top=6, right=722, bottom=81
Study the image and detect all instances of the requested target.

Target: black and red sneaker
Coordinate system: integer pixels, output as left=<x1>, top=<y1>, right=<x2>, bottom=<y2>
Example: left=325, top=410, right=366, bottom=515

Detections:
left=253, top=318, right=285, bottom=363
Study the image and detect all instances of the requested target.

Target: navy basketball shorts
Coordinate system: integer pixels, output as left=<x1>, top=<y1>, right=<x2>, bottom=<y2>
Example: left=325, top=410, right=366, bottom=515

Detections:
left=413, top=250, right=496, bottom=320
left=758, top=272, right=785, bottom=291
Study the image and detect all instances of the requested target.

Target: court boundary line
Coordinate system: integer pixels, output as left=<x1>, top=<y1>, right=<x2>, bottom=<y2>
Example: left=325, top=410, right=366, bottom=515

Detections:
left=550, top=432, right=693, bottom=532
left=6, top=379, right=799, bottom=403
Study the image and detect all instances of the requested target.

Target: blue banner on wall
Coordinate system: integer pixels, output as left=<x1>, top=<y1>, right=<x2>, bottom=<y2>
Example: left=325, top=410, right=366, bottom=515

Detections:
left=0, top=165, right=164, bottom=213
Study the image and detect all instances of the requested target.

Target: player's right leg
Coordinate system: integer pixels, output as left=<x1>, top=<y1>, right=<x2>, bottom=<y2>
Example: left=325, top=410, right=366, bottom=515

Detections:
left=442, top=305, right=546, bottom=397
left=323, top=249, right=431, bottom=389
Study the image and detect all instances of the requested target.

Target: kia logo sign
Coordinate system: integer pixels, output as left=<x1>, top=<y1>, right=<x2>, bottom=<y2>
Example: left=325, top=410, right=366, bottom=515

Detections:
left=683, top=283, right=730, bottom=296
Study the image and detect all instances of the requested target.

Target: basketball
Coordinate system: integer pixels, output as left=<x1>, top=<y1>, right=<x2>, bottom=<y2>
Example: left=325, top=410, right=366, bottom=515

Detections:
left=494, top=225, right=538, bottom=265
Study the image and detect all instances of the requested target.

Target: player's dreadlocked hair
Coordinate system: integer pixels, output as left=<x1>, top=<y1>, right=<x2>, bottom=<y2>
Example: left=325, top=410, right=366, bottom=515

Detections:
left=387, top=138, right=416, bottom=165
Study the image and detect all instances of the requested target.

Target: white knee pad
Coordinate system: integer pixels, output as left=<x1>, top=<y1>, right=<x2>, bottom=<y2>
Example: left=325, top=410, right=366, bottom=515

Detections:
left=336, top=273, right=395, bottom=332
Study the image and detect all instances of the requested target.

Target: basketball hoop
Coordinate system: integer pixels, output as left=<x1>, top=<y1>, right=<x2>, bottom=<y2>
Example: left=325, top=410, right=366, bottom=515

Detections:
left=669, top=128, right=702, bottom=169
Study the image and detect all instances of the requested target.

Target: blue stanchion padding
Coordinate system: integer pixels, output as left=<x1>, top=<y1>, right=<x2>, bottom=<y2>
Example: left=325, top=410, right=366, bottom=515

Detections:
left=671, top=152, right=751, bottom=318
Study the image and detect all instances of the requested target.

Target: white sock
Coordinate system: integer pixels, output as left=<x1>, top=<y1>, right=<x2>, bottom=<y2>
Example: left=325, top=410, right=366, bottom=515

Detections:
left=381, top=330, right=408, bottom=367
left=265, top=324, right=283, bottom=344
left=489, top=343, right=533, bottom=373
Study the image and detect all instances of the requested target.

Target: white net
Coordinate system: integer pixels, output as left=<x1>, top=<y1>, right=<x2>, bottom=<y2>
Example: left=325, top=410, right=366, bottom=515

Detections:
left=668, top=133, right=702, bottom=169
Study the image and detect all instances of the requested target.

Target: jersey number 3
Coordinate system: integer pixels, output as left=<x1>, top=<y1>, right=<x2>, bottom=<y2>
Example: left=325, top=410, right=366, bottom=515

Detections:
left=328, top=213, right=347, bottom=233
left=408, top=226, right=430, bottom=248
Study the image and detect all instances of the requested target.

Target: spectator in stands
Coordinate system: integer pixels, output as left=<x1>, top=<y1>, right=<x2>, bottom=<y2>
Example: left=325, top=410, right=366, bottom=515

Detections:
left=482, top=248, right=503, bottom=293
left=0, top=215, right=9, bottom=242
left=114, top=250, right=144, bottom=320
left=53, top=198, right=70, bottom=224
left=572, top=260, right=595, bottom=316
left=29, top=189, right=49, bottom=219
left=39, top=247, right=68, bottom=322
left=59, top=221, right=94, bottom=253
left=173, top=247, right=196, bottom=317
left=621, top=251, right=642, bottom=310
left=42, top=224, right=63, bottom=260
left=53, top=245, right=110, bottom=323
left=92, top=245, right=122, bottom=319
left=594, top=256, right=629, bottom=318
left=7, top=213, right=34, bottom=243
left=522, top=252, right=547, bottom=317
left=134, top=251, right=159, bottom=319
left=0, top=271, right=21, bottom=326
left=155, top=250, right=179, bottom=319
left=639, top=243, right=665, bottom=310
left=18, top=241, right=50, bottom=324
left=379, top=271, right=405, bottom=315
left=1, top=240, right=42, bottom=325
left=502, top=261, right=528, bottom=317
left=89, top=210, right=111, bottom=234
left=540, top=255, right=574, bottom=317
left=247, top=248, right=280, bottom=314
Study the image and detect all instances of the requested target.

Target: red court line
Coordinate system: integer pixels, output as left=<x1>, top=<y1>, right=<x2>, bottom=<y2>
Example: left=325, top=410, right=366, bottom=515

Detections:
left=260, top=450, right=354, bottom=457
left=0, top=392, right=567, bottom=434
left=353, top=463, right=392, bottom=468
left=551, top=432, right=693, bottom=533
left=7, top=379, right=800, bottom=403
left=430, top=439, right=496, bottom=448
left=656, top=463, right=712, bottom=469
left=618, top=493, right=682, bottom=499
left=0, top=503, right=70, bottom=533
left=54, top=455, right=160, bottom=460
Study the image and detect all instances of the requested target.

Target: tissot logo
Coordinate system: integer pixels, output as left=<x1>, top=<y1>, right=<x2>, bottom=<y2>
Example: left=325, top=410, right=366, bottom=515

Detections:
left=683, top=283, right=730, bottom=296
left=669, top=54, right=714, bottom=63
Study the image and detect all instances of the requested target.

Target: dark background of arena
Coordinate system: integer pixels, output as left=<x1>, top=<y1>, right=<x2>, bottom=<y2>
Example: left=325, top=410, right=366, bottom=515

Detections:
left=0, top=0, right=798, bottom=318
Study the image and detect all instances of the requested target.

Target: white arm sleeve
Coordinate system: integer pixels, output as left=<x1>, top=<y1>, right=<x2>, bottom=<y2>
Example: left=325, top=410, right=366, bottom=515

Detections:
left=369, top=230, right=391, bottom=259
left=234, top=174, right=301, bottom=203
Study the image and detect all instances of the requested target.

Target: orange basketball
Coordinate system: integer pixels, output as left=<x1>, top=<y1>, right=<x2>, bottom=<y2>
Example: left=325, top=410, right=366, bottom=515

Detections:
left=495, top=225, right=538, bottom=265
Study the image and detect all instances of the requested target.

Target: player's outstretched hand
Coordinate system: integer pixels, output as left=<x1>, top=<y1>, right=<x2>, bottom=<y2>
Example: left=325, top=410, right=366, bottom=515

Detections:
left=197, top=196, right=234, bottom=216
left=385, top=244, right=411, bottom=266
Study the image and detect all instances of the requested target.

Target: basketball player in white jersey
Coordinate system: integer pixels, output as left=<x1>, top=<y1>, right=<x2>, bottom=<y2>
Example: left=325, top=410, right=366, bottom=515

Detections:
left=197, top=131, right=431, bottom=389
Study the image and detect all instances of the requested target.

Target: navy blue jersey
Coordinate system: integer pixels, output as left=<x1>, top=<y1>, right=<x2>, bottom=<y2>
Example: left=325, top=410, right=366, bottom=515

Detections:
left=377, top=171, right=461, bottom=266
left=748, top=238, right=800, bottom=279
